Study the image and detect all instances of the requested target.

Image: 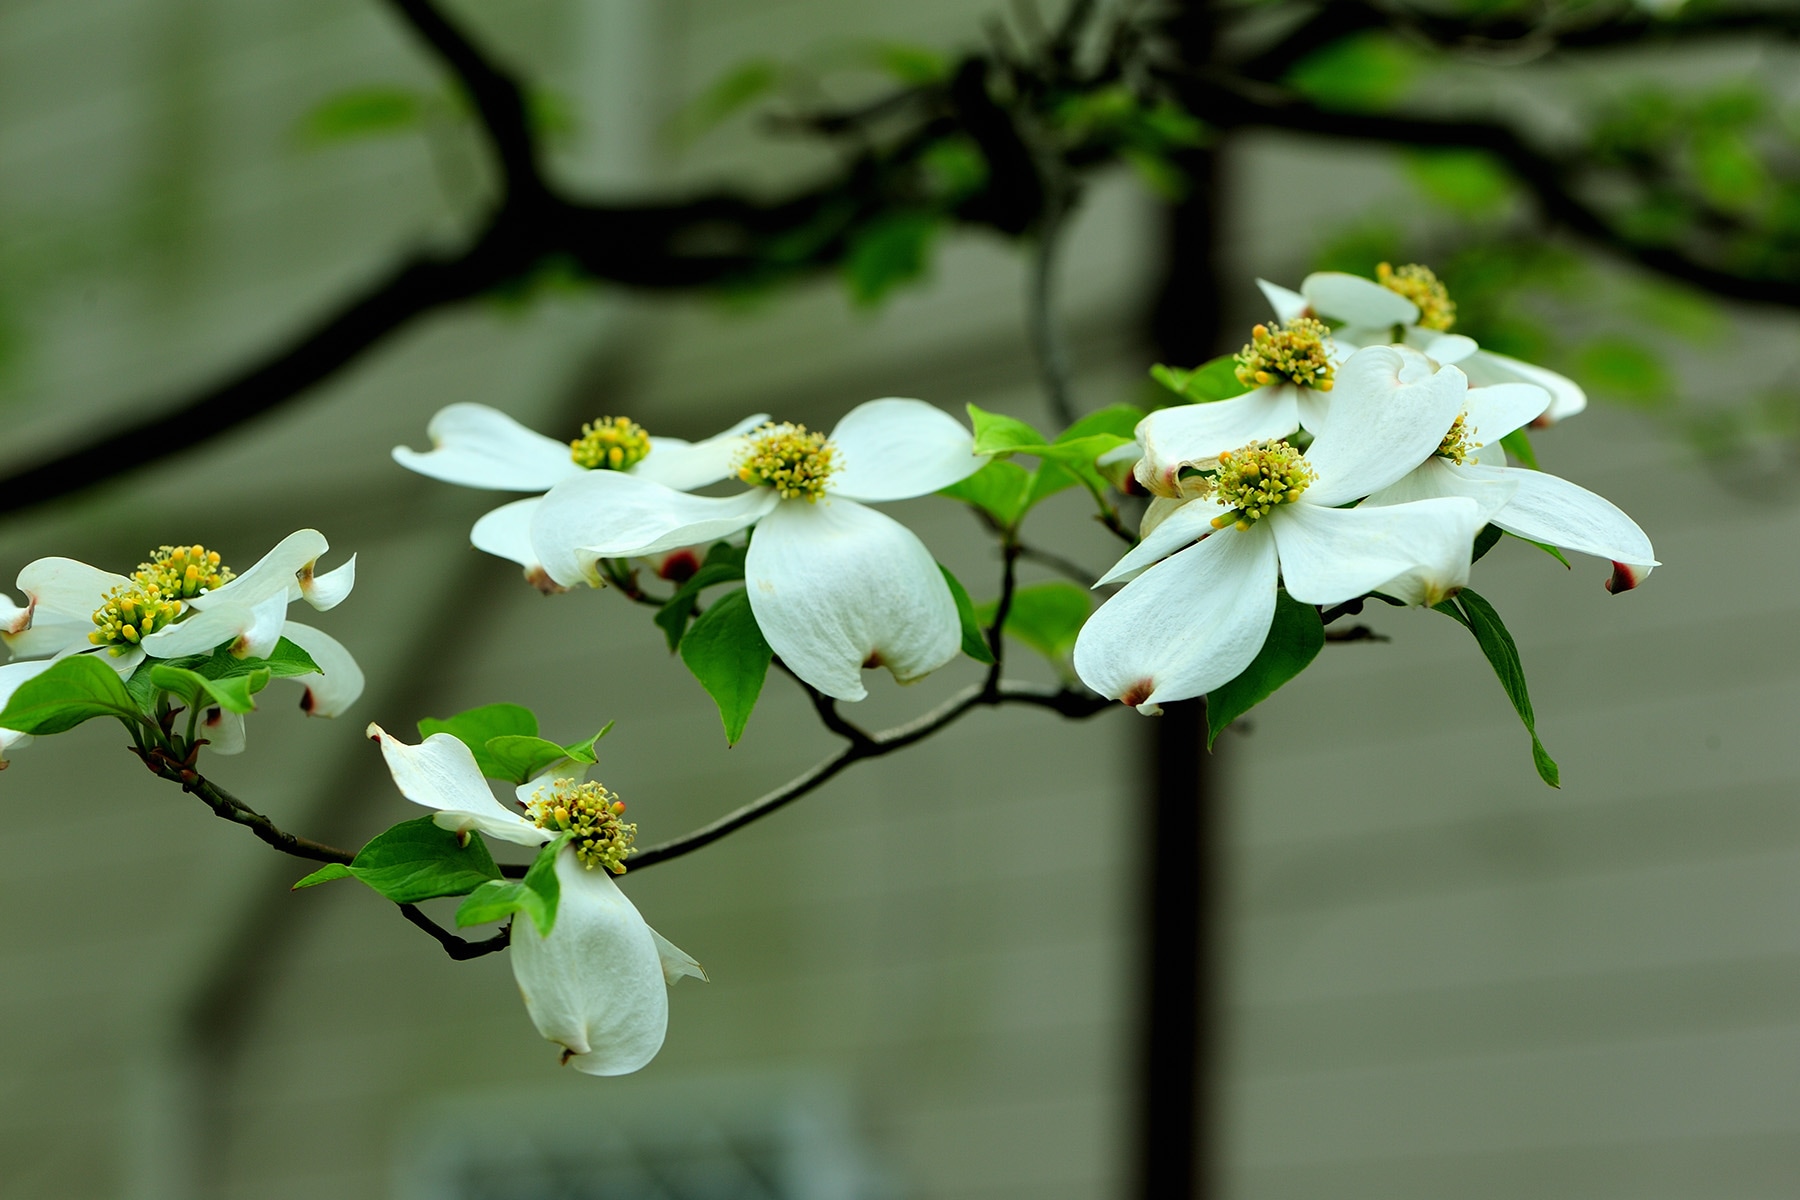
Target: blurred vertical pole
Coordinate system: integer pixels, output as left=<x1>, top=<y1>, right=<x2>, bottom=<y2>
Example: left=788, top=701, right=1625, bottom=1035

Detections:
left=1134, top=3, right=1224, bottom=1198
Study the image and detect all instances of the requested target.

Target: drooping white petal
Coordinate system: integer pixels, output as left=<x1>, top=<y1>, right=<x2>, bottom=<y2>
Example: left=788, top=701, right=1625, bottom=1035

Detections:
left=3, top=609, right=91, bottom=660
left=365, top=724, right=548, bottom=846
left=1461, top=350, right=1587, bottom=422
left=1273, top=497, right=1480, bottom=607
left=744, top=498, right=960, bottom=702
left=532, top=473, right=778, bottom=589
left=0, top=593, right=28, bottom=636
left=471, top=498, right=542, bottom=568
left=200, top=707, right=247, bottom=756
left=1097, top=498, right=1229, bottom=586
left=190, top=529, right=328, bottom=610
left=0, top=726, right=29, bottom=763
left=649, top=926, right=708, bottom=984
left=1072, top=523, right=1280, bottom=714
left=1463, top=382, right=1551, bottom=447
left=299, top=555, right=356, bottom=611
left=827, top=398, right=986, bottom=502
left=634, top=413, right=769, bottom=491
left=16, top=558, right=130, bottom=620
left=1363, top=456, right=1520, bottom=525
left=1135, top=388, right=1300, bottom=495
left=392, top=403, right=586, bottom=491
left=1303, top=271, right=1419, bottom=327
left=1302, top=347, right=1468, bottom=506
left=509, top=847, right=669, bottom=1076
left=1256, top=278, right=1310, bottom=322
left=280, top=621, right=365, bottom=717
left=1416, top=332, right=1479, bottom=364
left=1482, top=465, right=1659, bottom=578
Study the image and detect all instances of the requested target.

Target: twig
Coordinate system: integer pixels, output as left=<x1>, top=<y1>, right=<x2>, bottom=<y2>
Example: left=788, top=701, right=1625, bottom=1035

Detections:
left=398, top=904, right=512, bottom=960
left=984, top=541, right=1024, bottom=697
left=631, top=678, right=1109, bottom=870
left=773, top=658, right=875, bottom=747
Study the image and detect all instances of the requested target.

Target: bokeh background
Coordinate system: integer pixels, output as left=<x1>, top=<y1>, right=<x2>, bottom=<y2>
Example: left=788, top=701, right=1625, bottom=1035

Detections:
left=0, top=1, right=1796, bottom=1198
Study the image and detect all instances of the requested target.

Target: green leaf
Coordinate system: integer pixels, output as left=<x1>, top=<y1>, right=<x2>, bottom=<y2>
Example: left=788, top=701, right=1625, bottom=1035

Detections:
left=939, top=565, right=995, bottom=665
left=1404, top=149, right=1513, bottom=217
left=0, top=654, right=143, bottom=735
left=940, top=459, right=1033, bottom=527
left=967, top=404, right=1048, bottom=456
left=483, top=735, right=576, bottom=785
left=653, top=542, right=749, bottom=651
left=844, top=212, right=938, bottom=307
left=297, top=86, right=429, bottom=146
left=418, top=703, right=539, bottom=779
left=974, top=583, right=1091, bottom=663
left=1024, top=460, right=1079, bottom=509
left=456, top=835, right=565, bottom=935
left=1205, top=591, right=1323, bottom=746
left=561, top=720, right=615, bottom=765
left=1285, top=32, right=1420, bottom=112
left=1471, top=523, right=1503, bottom=564
left=1499, top=427, right=1539, bottom=470
left=1151, top=356, right=1248, bottom=404
left=295, top=816, right=502, bottom=903
left=678, top=587, right=771, bottom=745
left=1508, top=531, right=1572, bottom=569
left=149, top=664, right=269, bottom=714
left=1056, top=404, right=1145, bottom=443
left=1439, top=588, right=1559, bottom=788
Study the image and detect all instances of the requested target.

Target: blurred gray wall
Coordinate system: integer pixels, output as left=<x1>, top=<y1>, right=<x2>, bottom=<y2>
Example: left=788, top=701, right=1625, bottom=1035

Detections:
left=0, top=2, right=1788, bottom=1200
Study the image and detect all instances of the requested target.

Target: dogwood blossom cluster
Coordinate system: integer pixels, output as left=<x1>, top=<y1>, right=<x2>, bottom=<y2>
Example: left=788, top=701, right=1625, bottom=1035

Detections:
left=1076, top=265, right=1655, bottom=715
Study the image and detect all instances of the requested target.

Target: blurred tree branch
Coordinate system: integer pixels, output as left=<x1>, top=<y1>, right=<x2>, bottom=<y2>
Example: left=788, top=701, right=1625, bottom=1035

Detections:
left=5, top=0, right=1800, bottom=520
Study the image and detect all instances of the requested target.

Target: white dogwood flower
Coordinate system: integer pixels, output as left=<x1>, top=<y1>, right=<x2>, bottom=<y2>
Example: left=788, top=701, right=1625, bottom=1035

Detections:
left=367, top=724, right=704, bottom=1075
left=1075, top=347, right=1484, bottom=713
left=531, top=397, right=988, bottom=701
left=1, top=532, right=362, bottom=755
left=1365, top=374, right=1659, bottom=592
left=393, top=404, right=768, bottom=591
left=1259, top=264, right=1587, bottom=422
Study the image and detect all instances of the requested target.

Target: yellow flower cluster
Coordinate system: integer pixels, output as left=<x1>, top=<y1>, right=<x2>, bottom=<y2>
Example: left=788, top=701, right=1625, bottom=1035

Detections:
left=88, top=543, right=234, bottom=654
left=1210, top=440, right=1315, bottom=532
left=1377, top=262, right=1456, bottom=332
left=1233, top=318, right=1335, bottom=391
left=570, top=416, right=652, bottom=471
left=735, top=423, right=838, bottom=501
left=526, top=778, right=637, bottom=874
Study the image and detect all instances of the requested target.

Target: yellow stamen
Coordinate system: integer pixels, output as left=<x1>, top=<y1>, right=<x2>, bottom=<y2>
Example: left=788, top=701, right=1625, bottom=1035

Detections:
left=1208, top=439, right=1314, bottom=530
left=735, top=423, right=838, bottom=501
left=1436, top=412, right=1481, bottom=465
left=1377, top=262, right=1456, bottom=332
left=525, top=779, right=637, bottom=874
left=570, top=416, right=652, bottom=471
left=1233, top=318, right=1335, bottom=392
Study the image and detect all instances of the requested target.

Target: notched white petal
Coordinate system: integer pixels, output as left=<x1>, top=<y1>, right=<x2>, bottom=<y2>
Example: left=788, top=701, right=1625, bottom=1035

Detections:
left=1135, top=388, right=1300, bottom=495
left=510, top=848, right=669, bottom=1076
left=1303, top=271, right=1419, bottom=327
left=1256, top=278, right=1310, bottom=323
left=1303, top=347, right=1468, bottom=506
left=299, top=555, right=356, bottom=611
left=191, top=529, right=328, bottom=610
left=532, top=473, right=777, bottom=589
left=281, top=621, right=365, bottom=717
left=650, top=927, right=708, bottom=984
left=393, top=403, right=585, bottom=491
left=827, top=398, right=986, bottom=503
left=634, top=413, right=769, bottom=491
left=16, top=558, right=130, bottom=620
left=365, top=723, right=546, bottom=846
left=1273, top=498, right=1480, bottom=607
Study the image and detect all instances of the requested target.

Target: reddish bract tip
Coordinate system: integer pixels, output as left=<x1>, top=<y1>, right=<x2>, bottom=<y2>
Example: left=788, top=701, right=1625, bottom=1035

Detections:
left=299, top=688, right=316, bottom=714
left=524, top=566, right=567, bottom=596
left=1121, top=680, right=1155, bottom=708
left=862, top=651, right=885, bottom=670
left=657, top=549, right=701, bottom=583
left=1604, top=561, right=1641, bottom=594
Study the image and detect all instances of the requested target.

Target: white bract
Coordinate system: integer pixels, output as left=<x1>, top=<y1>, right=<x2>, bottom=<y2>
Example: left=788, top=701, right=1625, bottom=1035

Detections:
left=530, top=397, right=988, bottom=702
left=367, top=724, right=704, bottom=1076
left=1136, top=317, right=1338, bottom=498
left=0, top=531, right=362, bottom=756
left=1075, top=347, right=1485, bottom=714
left=1365, top=375, right=1660, bottom=592
left=1260, top=265, right=1588, bottom=423
left=393, top=404, right=769, bottom=590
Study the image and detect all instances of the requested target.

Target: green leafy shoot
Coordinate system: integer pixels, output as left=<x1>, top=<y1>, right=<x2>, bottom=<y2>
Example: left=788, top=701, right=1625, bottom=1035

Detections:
left=0, top=654, right=146, bottom=735
left=1434, top=588, right=1559, bottom=787
left=1205, top=592, right=1324, bottom=747
left=1150, top=356, right=1248, bottom=404
left=678, top=587, right=772, bottom=745
left=456, top=835, right=567, bottom=936
left=964, top=403, right=1135, bottom=511
left=419, top=703, right=539, bottom=780
left=655, top=541, right=748, bottom=651
left=484, top=720, right=616, bottom=785
left=149, top=664, right=270, bottom=715
left=125, top=637, right=320, bottom=713
left=939, top=565, right=995, bottom=665
left=293, top=817, right=502, bottom=903
left=975, top=583, right=1090, bottom=666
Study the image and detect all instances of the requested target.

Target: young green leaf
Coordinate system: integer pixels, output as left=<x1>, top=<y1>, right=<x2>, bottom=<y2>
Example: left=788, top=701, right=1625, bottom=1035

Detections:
left=967, top=404, right=1048, bottom=456
left=654, top=542, right=750, bottom=651
left=1471, top=523, right=1503, bottom=564
left=975, top=583, right=1091, bottom=663
left=1440, top=588, right=1560, bottom=788
left=0, top=655, right=144, bottom=735
left=561, top=720, right=615, bottom=765
left=455, top=835, right=566, bottom=935
left=149, top=664, right=270, bottom=715
left=292, top=816, right=502, bottom=903
left=1205, top=592, right=1324, bottom=747
left=939, top=565, right=995, bottom=665
left=1151, top=356, right=1248, bottom=404
left=484, top=735, right=577, bottom=785
left=678, top=587, right=772, bottom=745
left=940, top=459, right=1033, bottom=528
left=418, top=703, right=538, bottom=779
left=1055, top=404, right=1145, bottom=443
left=1499, top=427, right=1540, bottom=470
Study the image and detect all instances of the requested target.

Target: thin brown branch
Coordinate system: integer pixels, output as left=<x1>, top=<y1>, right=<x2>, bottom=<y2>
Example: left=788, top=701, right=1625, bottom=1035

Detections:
left=138, top=749, right=356, bottom=865
left=398, top=904, right=512, bottom=959
left=631, top=678, right=1110, bottom=870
